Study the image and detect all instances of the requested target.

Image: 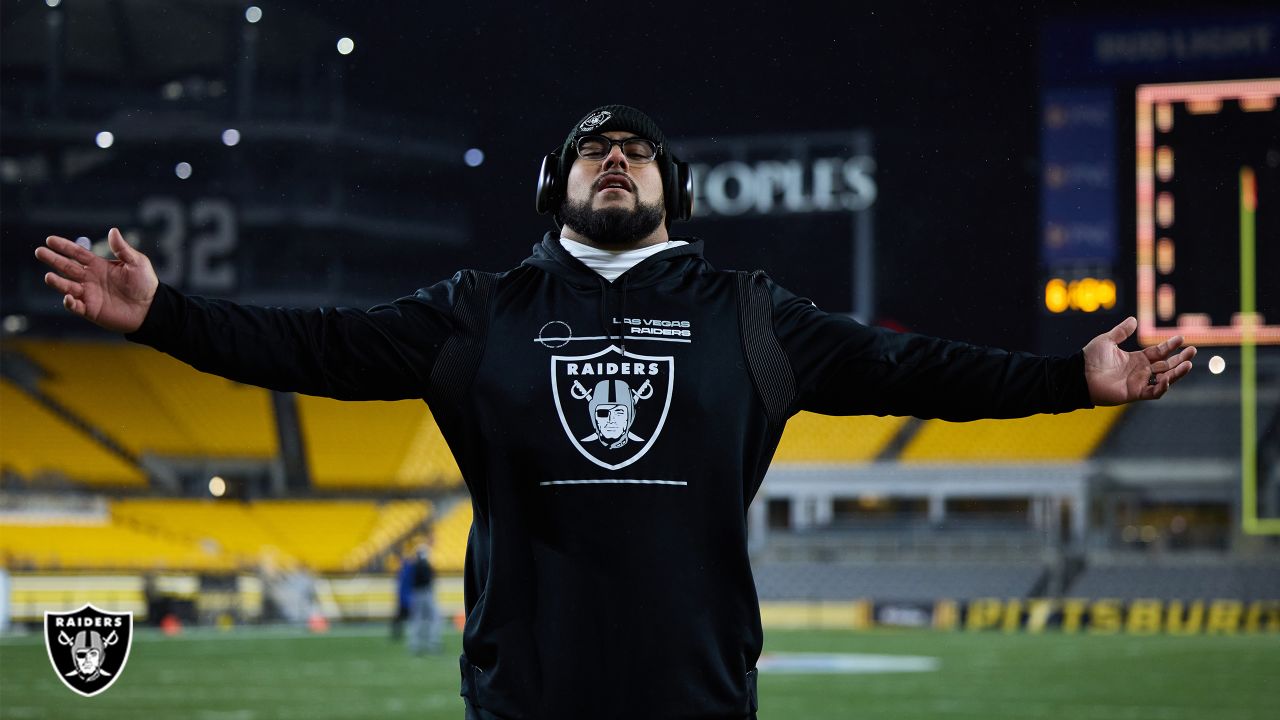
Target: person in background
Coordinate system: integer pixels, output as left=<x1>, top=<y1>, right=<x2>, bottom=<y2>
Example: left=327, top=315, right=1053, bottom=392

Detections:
left=407, top=539, right=440, bottom=656
left=391, top=547, right=415, bottom=641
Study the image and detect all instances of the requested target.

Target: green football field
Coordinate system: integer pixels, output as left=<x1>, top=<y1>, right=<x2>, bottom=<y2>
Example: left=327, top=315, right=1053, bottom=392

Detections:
left=1, top=625, right=1275, bottom=719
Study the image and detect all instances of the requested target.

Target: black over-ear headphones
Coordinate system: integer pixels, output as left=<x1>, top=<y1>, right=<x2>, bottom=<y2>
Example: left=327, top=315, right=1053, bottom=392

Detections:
left=536, top=149, right=694, bottom=226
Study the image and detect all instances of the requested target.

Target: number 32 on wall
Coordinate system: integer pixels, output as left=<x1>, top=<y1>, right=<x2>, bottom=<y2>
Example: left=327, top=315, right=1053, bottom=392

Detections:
left=137, top=197, right=237, bottom=293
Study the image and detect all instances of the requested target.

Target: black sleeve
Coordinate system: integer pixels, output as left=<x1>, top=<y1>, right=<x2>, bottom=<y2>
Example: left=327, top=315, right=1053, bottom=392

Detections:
left=768, top=278, right=1093, bottom=421
left=123, top=274, right=465, bottom=401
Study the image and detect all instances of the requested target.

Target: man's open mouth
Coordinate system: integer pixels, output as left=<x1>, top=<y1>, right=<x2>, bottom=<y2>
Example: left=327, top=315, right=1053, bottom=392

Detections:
left=596, top=175, right=633, bottom=193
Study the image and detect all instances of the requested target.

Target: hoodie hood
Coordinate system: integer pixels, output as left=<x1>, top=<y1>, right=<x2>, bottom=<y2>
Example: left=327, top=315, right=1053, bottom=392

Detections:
left=522, top=232, right=706, bottom=290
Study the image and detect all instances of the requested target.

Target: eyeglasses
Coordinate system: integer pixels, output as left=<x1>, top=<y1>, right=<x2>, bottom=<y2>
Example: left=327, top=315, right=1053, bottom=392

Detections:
left=575, top=135, right=660, bottom=164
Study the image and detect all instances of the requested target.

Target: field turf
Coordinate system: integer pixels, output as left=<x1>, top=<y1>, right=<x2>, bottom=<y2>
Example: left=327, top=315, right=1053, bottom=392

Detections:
left=1, top=625, right=1275, bottom=719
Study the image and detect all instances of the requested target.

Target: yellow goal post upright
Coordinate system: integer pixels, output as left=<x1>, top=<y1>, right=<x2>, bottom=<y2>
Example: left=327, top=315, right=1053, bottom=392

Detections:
left=1239, top=165, right=1279, bottom=535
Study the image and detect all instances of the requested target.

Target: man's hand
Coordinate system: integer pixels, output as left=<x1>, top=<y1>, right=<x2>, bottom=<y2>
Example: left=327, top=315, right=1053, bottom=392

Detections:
left=34, top=228, right=158, bottom=333
left=1083, top=316, right=1196, bottom=406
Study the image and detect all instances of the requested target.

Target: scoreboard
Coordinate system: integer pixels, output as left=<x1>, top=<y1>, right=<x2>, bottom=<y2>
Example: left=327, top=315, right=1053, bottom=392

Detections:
left=1136, top=78, right=1279, bottom=347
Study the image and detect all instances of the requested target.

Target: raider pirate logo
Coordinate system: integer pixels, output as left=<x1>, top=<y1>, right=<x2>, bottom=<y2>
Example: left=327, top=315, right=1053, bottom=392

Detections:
left=552, top=345, right=673, bottom=470
left=578, top=109, right=612, bottom=132
left=44, top=604, right=133, bottom=697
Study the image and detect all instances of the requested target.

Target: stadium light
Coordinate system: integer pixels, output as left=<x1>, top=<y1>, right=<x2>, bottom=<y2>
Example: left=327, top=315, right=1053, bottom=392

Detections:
left=245, top=6, right=262, bottom=23
left=337, top=37, right=355, bottom=55
left=222, top=128, right=242, bottom=146
left=175, top=162, right=193, bottom=180
left=46, top=0, right=61, bottom=7
left=95, top=131, right=114, bottom=149
left=1044, top=279, right=1068, bottom=314
left=1044, top=277, right=1116, bottom=314
left=464, top=148, right=485, bottom=167
left=2, top=315, right=29, bottom=334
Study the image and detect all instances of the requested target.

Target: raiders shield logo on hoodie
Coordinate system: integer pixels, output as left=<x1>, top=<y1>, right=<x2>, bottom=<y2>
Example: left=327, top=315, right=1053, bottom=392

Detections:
left=551, top=345, right=674, bottom=470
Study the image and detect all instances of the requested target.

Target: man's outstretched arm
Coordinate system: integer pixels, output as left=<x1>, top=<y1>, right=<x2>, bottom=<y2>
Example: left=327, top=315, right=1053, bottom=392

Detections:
left=35, top=228, right=456, bottom=401
left=765, top=278, right=1195, bottom=420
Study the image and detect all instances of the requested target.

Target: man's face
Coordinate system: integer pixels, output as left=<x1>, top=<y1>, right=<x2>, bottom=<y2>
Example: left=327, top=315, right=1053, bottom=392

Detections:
left=561, top=130, right=666, bottom=245
left=76, top=647, right=101, bottom=675
left=594, top=404, right=630, bottom=440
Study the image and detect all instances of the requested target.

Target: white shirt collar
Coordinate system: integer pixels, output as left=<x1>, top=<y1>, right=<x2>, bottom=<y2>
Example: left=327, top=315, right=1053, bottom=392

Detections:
left=559, top=236, right=689, bottom=282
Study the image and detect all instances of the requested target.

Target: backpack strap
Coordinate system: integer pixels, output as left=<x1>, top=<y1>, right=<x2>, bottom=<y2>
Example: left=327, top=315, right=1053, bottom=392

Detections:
left=735, top=270, right=796, bottom=429
left=429, top=270, right=498, bottom=409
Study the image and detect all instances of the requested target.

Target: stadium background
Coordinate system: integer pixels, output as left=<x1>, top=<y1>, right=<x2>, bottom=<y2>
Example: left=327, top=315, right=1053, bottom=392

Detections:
left=1, top=1, right=1277, bottom=718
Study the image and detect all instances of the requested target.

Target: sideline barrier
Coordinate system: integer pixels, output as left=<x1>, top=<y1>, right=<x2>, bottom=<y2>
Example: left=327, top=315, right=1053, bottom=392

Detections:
left=6, top=574, right=1277, bottom=633
left=953, top=597, right=1280, bottom=634
left=6, top=573, right=259, bottom=623
left=760, top=598, right=1280, bottom=633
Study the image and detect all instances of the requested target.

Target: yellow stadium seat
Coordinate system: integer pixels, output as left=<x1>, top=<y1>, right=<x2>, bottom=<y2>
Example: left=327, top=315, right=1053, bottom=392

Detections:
left=0, top=521, right=229, bottom=571
left=14, top=340, right=276, bottom=459
left=343, top=501, right=432, bottom=571
left=249, top=501, right=381, bottom=572
left=430, top=500, right=472, bottom=573
left=0, top=380, right=146, bottom=487
left=900, top=406, right=1126, bottom=462
left=296, top=395, right=460, bottom=489
left=112, top=499, right=298, bottom=570
left=111, top=499, right=429, bottom=573
left=0, top=500, right=430, bottom=574
left=774, top=412, right=907, bottom=463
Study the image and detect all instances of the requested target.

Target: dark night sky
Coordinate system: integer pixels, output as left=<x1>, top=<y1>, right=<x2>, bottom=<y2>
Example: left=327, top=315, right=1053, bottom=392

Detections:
left=324, top=1, right=1057, bottom=348
left=3, top=0, right=1272, bottom=351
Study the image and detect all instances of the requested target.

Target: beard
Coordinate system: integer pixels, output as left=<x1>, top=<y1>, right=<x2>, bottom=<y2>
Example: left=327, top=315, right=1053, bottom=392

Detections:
left=560, top=195, right=665, bottom=247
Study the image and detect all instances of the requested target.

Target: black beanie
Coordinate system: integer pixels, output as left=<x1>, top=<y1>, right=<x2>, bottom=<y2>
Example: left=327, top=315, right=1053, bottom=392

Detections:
left=557, top=105, right=670, bottom=181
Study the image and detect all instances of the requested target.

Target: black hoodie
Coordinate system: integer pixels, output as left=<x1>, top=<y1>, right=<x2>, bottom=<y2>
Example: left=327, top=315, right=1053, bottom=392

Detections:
left=126, top=234, right=1092, bottom=719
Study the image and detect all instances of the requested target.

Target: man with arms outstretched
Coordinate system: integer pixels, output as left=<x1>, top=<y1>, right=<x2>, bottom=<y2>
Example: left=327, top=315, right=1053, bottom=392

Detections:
left=36, top=105, right=1195, bottom=720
